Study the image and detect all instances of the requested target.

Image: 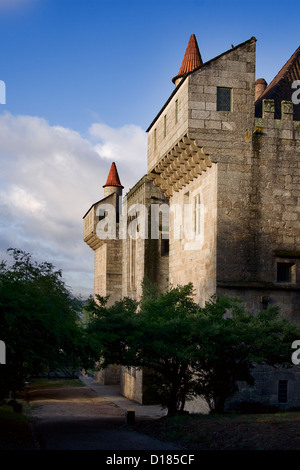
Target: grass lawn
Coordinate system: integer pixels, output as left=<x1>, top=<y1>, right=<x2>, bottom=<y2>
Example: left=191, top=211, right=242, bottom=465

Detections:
left=136, top=411, right=300, bottom=450
left=27, top=377, right=85, bottom=389
left=0, top=403, right=36, bottom=450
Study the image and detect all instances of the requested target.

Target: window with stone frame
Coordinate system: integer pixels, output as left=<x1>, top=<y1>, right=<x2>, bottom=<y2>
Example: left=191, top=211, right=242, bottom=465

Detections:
left=175, top=99, right=179, bottom=124
left=160, top=210, right=169, bottom=255
left=160, top=235, right=169, bottom=256
left=164, top=114, right=167, bottom=137
left=98, top=208, right=106, bottom=222
left=276, top=262, right=295, bottom=283
left=217, top=87, right=232, bottom=112
left=193, top=194, right=201, bottom=235
left=278, top=380, right=288, bottom=403
left=130, top=238, right=136, bottom=288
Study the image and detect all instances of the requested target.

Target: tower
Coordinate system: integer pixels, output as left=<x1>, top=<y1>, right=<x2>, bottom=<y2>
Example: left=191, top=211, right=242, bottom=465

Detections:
left=83, top=162, right=123, bottom=305
left=83, top=162, right=124, bottom=385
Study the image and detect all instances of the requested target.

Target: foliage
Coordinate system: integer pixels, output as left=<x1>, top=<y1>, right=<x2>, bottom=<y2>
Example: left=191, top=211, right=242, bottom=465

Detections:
left=193, top=296, right=299, bottom=412
left=0, top=248, right=88, bottom=398
left=85, top=279, right=300, bottom=415
left=84, top=294, right=139, bottom=368
left=136, top=282, right=200, bottom=415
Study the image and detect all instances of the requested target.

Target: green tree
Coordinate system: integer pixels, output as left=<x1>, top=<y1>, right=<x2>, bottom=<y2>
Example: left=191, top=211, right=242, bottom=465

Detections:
left=136, top=282, right=200, bottom=415
left=85, top=280, right=300, bottom=415
left=85, top=281, right=201, bottom=416
left=0, top=248, right=87, bottom=398
left=193, top=296, right=299, bottom=413
left=84, top=294, right=139, bottom=368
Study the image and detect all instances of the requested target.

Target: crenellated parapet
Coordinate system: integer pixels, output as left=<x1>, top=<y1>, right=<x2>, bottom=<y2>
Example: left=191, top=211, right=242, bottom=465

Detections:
left=254, top=99, right=300, bottom=140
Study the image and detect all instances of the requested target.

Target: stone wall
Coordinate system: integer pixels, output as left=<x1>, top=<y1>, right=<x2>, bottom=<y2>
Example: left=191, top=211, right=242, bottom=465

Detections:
left=94, top=364, right=121, bottom=385
left=122, top=176, right=169, bottom=301
left=148, top=38, right=257, bottom=306
left=148, top=79, right=189, bottom=172
left=120, top=367, right=143, bottom=403
left=226, top=364, right=300, bottom=411
left=186, top=38, right=257, bottom=286
left=168, top=163, right=217, bottom=305
left=94, top=243, right=107, bottom=298
left=217, top=102, right=300, bottom=318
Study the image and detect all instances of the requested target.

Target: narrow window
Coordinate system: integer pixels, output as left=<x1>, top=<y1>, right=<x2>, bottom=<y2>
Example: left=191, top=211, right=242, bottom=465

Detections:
left=164, top=115, right=167, bottom=137
left=277, top=262, right=294, bottom=283
left=160, top=211, right=169, bottom=255
left=130, top=238, right=136, bottom=288
left=278, top=380, right=288, bottom=403
left=217, top=87, right=232, bottom=111
left=175, top=99, right=178, bottom=123
left=161, top=237, right=169, bottom=256
left=154, top=128, right=157, bottom=149
left=98, top=208, right=105, bottom=222
left=194, top=194, right=201, bottom=235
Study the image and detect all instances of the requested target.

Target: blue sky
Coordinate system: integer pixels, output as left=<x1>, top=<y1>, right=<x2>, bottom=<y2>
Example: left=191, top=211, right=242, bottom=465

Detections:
left=0, top=0, right=299, bottom=297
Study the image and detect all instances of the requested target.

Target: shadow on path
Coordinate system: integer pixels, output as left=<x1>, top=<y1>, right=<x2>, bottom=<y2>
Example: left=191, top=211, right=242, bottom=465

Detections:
left=27, top=378, right=183, bottom=451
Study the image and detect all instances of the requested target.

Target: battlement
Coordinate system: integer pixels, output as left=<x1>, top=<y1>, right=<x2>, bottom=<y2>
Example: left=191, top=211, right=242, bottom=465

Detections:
left=254, top=99, right=300, bottom=140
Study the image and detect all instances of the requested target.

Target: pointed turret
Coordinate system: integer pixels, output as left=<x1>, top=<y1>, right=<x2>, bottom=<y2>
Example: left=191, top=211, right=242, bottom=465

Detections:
left=103, top=162, right=124, bottom=198
left=172, top=34, right=203, bottom=86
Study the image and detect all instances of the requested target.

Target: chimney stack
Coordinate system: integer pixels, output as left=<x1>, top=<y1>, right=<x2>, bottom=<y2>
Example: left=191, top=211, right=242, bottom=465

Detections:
left=255, top=78, right=267, bottom=101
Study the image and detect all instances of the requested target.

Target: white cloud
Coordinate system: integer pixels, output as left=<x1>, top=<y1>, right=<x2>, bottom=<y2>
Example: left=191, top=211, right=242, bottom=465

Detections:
left=89, top=122, right=147, bottom=186
left=0, top=112, right=147, bottom=297
left=1, top=185, right=45, bottom=215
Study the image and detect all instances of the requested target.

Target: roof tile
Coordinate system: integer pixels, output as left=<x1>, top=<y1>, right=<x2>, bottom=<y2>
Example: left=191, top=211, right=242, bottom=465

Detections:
left=103, top=162, right=124, bottom=188
left=172, top=34, right=203, bottom=84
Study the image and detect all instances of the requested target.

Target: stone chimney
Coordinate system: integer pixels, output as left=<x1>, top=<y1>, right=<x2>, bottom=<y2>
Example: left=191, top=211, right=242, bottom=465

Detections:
left=255, top=78, right=267, bottom=101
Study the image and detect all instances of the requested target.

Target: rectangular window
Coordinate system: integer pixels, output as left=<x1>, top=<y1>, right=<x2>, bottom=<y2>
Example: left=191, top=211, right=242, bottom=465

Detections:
left=277, top=262, right=294, bottom=283
left=278, top=380, right=288, bottom=403
left=175, top=99, right=178, bottom=123
left=217, top=87, right=232, bottom=111
left=164, top=115, right=167, bottom=137
left=130, top=238, right=136, bottom=288
left=161, top=237, right=169, bottom=256
left=194, top=194, right=201, bottom=235
left=154, top=128, right=157, bottom=149
left=98, top=208, right=105, bottom=222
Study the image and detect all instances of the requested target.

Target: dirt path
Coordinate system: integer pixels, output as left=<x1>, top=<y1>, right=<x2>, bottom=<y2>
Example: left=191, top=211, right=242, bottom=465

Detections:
left=27, top=381, right=183, bottom=451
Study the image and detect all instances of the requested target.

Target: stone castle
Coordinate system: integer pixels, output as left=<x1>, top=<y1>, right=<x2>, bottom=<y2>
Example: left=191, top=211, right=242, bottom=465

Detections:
left=83, top=35, right=300, bottom=410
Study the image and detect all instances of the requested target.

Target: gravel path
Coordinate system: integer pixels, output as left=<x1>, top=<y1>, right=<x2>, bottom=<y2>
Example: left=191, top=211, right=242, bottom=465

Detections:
left=27, top=382, right=183, bottom=451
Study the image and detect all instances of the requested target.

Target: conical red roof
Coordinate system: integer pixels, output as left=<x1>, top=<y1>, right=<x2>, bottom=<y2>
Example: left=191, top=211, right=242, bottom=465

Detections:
left=103, top=162, right=124, bottom=188
left=172, top=34, right=203, bottom=84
